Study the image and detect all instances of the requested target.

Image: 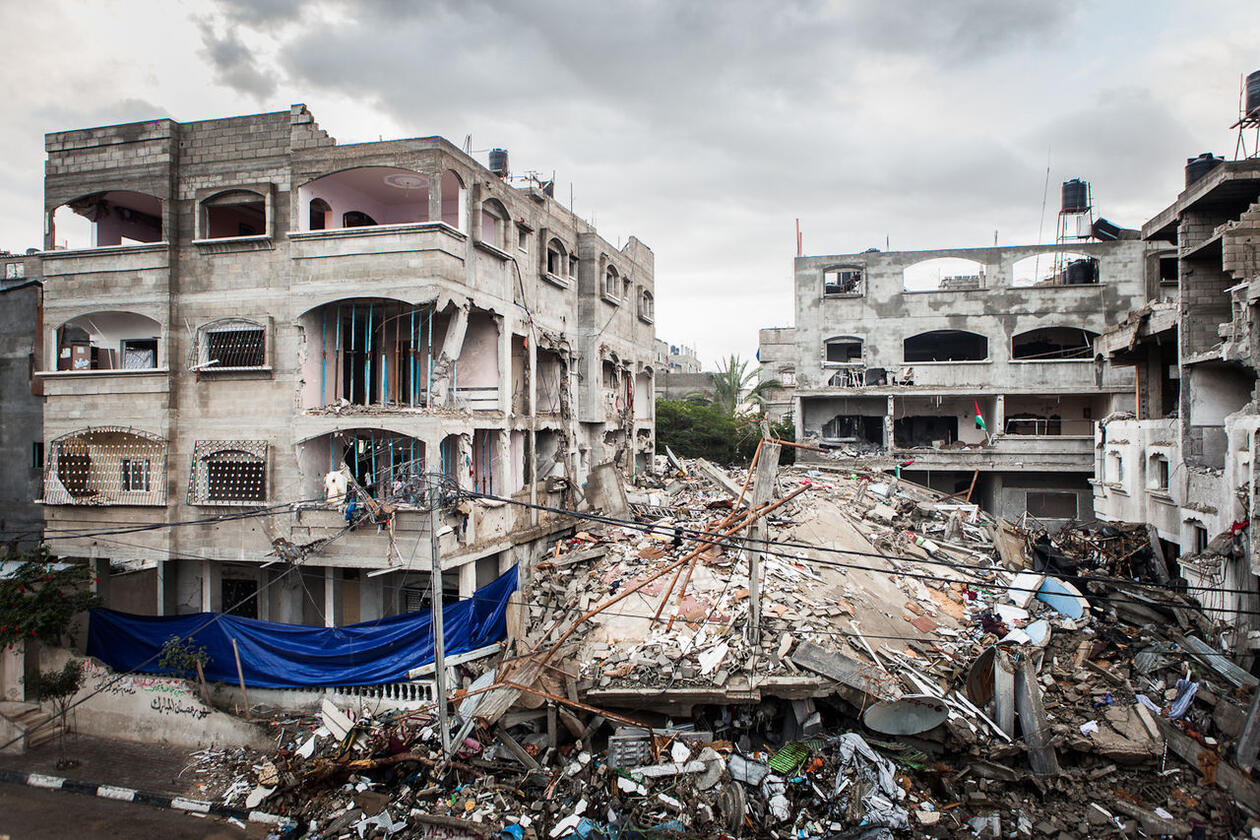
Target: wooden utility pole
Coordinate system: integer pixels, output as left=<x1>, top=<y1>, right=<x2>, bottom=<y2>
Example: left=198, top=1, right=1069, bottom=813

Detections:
left=429, top=472, right=450, bottom=756
left=747, top=440, right=781, bottom=648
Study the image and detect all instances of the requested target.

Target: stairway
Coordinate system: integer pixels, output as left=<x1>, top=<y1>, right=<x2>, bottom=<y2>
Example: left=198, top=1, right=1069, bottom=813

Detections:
left=0, top=701, right=64, bottom=752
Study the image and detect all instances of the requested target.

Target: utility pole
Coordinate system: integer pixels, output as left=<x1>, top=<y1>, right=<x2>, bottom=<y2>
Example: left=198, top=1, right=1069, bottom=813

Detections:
left=429, top=471, right=450, bottom=756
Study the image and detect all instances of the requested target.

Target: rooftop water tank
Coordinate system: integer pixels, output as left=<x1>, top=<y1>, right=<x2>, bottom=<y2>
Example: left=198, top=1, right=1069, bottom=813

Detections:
left=489, top=148, right=509, bottom=177
left=1061, top=179, right=1089, bottom=214
left=1247, top=69, right=1260, bottom=116
left=1185, top=153, right=1223, bottom=187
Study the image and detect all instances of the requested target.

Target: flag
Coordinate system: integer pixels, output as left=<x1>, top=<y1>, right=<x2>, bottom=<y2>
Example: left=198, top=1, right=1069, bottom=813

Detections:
left=974, top=400, right=988, bottom=433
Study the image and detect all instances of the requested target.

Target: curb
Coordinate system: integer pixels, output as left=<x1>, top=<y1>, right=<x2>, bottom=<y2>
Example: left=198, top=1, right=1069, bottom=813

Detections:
left=0, top=767, right=297, bottom=833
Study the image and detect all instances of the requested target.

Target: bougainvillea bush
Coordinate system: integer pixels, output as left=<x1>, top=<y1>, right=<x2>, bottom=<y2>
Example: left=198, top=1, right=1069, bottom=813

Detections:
left=0, top=548, right=100, bottom=650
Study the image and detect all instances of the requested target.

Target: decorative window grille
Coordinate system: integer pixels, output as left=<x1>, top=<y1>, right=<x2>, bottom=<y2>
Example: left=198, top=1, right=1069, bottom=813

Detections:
left=44, top=427, right=167, bottom=505
left=190, top=440, right=268, bottom=505
left=196, top=318, right=267, bottom=370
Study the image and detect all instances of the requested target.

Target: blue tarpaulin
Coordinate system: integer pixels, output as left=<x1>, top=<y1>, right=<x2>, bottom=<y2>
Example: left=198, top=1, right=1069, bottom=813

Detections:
left=86, top=565, right=517, bottom=688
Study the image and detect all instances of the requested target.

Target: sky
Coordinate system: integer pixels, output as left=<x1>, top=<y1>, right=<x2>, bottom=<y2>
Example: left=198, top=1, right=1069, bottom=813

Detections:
left=0, top=0, right=1257, bottom=368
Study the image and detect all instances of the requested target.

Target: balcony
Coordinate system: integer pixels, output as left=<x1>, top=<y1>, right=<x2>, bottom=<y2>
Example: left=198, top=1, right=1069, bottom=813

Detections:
left=893, top=434, right=1094, bottom=471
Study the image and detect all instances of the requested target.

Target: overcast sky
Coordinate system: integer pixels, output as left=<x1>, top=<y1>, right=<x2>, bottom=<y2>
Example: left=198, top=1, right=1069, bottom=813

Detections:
left=1, top=1, right=1257, bottom=367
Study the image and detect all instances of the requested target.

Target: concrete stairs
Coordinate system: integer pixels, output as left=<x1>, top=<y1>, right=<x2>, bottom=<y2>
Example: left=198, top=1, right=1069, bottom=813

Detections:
left=0, top=701, right=63, bottom=753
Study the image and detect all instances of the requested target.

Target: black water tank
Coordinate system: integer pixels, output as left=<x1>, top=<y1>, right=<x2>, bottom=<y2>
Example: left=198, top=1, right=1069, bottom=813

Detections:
left=1247, top=69, right=1260, bottom=116
left=1064, top=258, right=1097, bottom=285
left=488, top=148, right=509, bottom=177
left=1185, top=153, right=1223, bottom=187
left=1061, top=179, right=1089, bottom=213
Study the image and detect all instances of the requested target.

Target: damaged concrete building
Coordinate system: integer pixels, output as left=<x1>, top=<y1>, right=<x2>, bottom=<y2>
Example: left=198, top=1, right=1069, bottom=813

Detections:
left=1094, top=155, right=1260, bottom=624
left=34, top=105, right=657, bottom=621
left=756, top=326, right=796, bottom=421
left=788, top=227, right=1151, bottom=526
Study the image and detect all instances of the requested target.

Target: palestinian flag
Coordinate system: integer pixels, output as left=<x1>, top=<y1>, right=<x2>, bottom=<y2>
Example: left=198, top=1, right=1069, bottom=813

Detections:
left=974, top=400, right=988, bottom=433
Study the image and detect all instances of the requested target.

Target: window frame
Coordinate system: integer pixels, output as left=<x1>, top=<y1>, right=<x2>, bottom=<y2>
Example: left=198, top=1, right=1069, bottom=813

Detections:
left=194, top=185, right=273, bottom=243
left=194, top=317, right=271, bottom=374
left=189, top=440, right=269, bottom=507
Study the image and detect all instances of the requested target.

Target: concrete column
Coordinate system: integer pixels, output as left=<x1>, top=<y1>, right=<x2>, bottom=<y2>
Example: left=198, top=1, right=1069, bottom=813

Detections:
left=427, top=172, right=442, bottom=223
left=458, top=561, right=476, bottom=599
left=359, top=575, right=384, bottom=622
left=497, top=313, right=510, bottom=414
left=155, top=560, right=166, bottom=616
left=994, top=395, right=1005, bottom=437
left=885, top=396, right=896, bottom=449
left=200, top=559, right=212, bottom=612
left=324, top=567, right=336, bottom=628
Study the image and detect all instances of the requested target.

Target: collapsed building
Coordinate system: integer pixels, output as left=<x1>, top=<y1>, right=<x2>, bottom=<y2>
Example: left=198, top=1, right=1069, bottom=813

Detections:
left=1095, top=153, right=1260, bottom=627
left=31, top=105, right=657, bottom=623
left=756, top=326, right=796, bottom=421
left=786, top=215, right=1150, bottom=527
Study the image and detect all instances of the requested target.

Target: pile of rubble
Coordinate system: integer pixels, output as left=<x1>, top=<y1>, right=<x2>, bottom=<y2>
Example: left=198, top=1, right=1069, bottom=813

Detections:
left=186, top=451, right=1260, bottom=839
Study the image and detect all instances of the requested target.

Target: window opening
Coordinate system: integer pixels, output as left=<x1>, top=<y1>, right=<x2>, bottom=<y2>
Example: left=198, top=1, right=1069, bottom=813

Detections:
left=903, top=258, right=985, bottom=291
left=903, top=330, right=987, bottom=362
left=604, top=266, right=620, bottom=299
left=201, top=320, right=266, bottom=369
left=1153, top=455, right=1170, bottom=490
left=1027, top=491, right=1076, bottom=519
left=343, top=210, right=377, bottom=228
left=54, top=190, right=163, bottom=248
left=1012, top=327, right=1097, bottom=361
left=1011, top=253, right=1099, bottom=287
left=309, top=198, right=331, bottom=231
left=221, top=577, right=258, bottom=619
left=823, top=267, right=862, bottom=295
left=202, top=190, right=265, bottom=239
left=1193, top=524, right=1209, bottom=554
left=440, top=434, right=461, bottom=483
left=121, top=338, right=157, bottom=370
left=45, top=427, right=167, bottom=505
left=31, top=441, right=43, bottom=471
left=190, top=441, right=268, bottom=505
left=473, top=429, right=495, bottom=494
left=893, top=415, right=959, bottom=448
left=824, top=338, right=863, bottom=364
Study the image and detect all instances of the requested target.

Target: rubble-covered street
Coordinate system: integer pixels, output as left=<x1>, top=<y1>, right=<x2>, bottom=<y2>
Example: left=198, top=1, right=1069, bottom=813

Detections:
left=180, top=453, right=1260, bottom=839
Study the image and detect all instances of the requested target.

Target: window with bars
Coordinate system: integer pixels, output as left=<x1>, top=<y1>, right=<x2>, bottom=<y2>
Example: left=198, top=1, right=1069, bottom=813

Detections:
left=120, top=458, right=151, bottom=492
left=190, top=441, right=268, bottom=505
left=44, top=427, right=168, bottom=505
left=196, top=318, right=267, bottom=370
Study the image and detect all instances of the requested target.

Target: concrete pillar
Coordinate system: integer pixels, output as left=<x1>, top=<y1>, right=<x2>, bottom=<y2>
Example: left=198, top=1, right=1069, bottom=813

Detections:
left=458, top=561, right=476, bottom=599
left=359, top=575, right=384, bottom=622
left=324, top=567, right=336, bottom=628
left=200, top=559, right=212, bottom=612
left=155, top=560, right=166, bottom=616
left=427, top=172, right=442, bottom=223
left=497, top=313, right=510, bottom=414
left=994, top=394, right=1005, bottom=437
left=885, top=396, right=896, bottom=449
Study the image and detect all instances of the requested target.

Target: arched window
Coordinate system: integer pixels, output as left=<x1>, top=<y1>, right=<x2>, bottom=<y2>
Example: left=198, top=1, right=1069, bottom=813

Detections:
left=441, top=170, right=466, bottom=230
left=546, top=238, right=568, bottom=278
left=56, top=311, right=162, bottom=371
left=480, top=199, right=507, bottom=248
left=1011, top=327, right=1098, bottom=360
left=1011, top=253, right=1099, bottom=287
left=903, top=330, right=987, bottom=362
left=903, top=258, right=985, bottom=291
left=823, top=336, right=863, bottom=364
left=639, top=289, right=655, bottom=322
left=44, top=427, right=167, bottom=505
left=603, top=265, right=621, bottom=299
left=200, top=189, right=266, bottom=239
left=190, top=440, right=268, bottom=505
left=309, top=198, right=331, bottom=231
left=51, top=190, right=163, bottom=249
left=343, top=210, right=378, bottom=228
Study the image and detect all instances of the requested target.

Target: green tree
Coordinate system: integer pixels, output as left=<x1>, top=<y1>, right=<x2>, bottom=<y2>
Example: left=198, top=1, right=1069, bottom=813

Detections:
left=35, top=658, right=84, bottom=767
left=159, top=636, right=213, bottom=704
left=700, top=355, right=782, bottom=417
left=0, top=548, right=99, bottom=650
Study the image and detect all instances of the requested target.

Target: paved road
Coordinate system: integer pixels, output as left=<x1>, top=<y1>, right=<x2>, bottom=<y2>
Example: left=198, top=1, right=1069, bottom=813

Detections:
left=0, top=784, right=246, bottom=839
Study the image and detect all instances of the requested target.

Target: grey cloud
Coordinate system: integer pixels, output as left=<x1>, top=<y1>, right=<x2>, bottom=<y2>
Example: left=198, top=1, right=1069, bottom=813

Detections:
left=214, top=0, right=304, bottom=25
left=34, top=98, right=170, bottom=132
left=198, top=21, right=277, bottom=99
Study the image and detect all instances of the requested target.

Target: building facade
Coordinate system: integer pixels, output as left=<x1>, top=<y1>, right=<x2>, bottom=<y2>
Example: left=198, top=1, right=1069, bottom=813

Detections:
left=35, top=105, right=656, bottom=622
left=788, top=240, right=1151, bottom=525
left=757, top=326, right=796, bottom=421
left=1094, top=158, right=1260, bottom=624
left=0, top=252, right=43, bottom=553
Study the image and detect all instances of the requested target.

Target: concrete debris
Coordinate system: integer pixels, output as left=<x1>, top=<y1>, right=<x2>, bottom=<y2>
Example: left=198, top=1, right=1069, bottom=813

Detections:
left=176, top=457, right=1260, bottom=838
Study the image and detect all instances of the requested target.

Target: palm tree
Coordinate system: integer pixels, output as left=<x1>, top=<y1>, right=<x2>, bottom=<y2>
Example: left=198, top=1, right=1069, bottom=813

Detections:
left=702, top=355, right=782, bottom=417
